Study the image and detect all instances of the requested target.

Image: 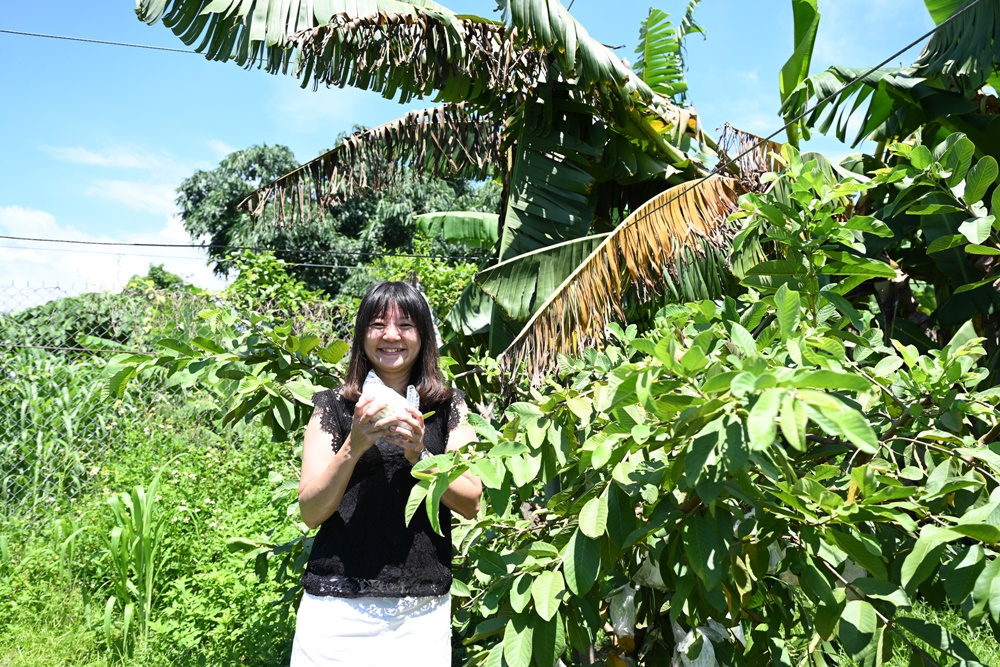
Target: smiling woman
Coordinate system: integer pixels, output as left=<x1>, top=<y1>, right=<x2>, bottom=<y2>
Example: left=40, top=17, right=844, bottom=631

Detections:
left=294, top=280, right=482, bottom=666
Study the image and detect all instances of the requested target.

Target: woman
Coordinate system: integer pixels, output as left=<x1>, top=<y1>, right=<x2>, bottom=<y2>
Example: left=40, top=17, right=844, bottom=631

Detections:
left=292, top=281, right=482, bottom=667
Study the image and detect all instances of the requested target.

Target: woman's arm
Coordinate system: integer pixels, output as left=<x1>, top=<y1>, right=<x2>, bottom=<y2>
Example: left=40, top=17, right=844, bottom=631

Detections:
left=297, top=394, right=395, bottom=529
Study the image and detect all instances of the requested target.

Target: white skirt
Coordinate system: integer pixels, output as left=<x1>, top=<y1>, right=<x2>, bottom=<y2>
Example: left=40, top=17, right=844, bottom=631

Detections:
left=290, top=593, right=452, bottom=667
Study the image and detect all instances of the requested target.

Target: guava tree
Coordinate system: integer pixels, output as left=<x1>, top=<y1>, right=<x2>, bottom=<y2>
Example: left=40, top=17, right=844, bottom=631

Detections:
left=422, top=142, right=1000, bottom=666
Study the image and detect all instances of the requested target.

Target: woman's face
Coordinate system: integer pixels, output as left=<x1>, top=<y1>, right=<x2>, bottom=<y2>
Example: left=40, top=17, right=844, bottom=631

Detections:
left=363, top=304, right=422, bottom=379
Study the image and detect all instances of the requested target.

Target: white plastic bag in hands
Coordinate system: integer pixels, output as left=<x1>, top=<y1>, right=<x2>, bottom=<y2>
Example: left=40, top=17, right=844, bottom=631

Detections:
left=361, top=371, right=418, bottom=435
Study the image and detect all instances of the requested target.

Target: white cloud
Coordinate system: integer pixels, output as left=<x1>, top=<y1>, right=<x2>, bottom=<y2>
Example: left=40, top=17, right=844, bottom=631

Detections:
left=160, top=214, right=193, bottom=243
left=207, top=139, right=236, bottom=159
left=41, top=145, right=155, bottom=169
left=0, top=205, right=68, bottom=238
left=0, top=206, right=228, bottom=306
left=85, top=180, right=179, bottom=216
left=41, top=145, right=207, bottom=178
left=41, top=144, right=214, bottom=210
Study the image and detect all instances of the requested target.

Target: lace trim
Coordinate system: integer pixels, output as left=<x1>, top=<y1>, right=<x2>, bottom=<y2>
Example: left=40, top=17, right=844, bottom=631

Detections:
left=312, top=389, right=345, bottom=451
left=301, top=572, right=451, bottom=600
left=448, top=389, right=468, bottom=434
left=301, top=592, right=449, bottom=621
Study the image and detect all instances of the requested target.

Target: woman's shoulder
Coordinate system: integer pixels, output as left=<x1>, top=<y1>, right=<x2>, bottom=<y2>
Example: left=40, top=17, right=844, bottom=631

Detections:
left=445, top=388, right=470, bottom=431
left=312, top=387, right=353, bottom=439
left=312, top=387, right=354, bottom=413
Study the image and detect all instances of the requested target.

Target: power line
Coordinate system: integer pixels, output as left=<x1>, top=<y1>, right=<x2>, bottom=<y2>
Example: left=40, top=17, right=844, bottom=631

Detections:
left=0, top=28, right=199, bottom=54
left=0, top=244, right=213, bottom=263
left=0, top=243, right=362, bottom=271
left=0, top=235, right=483, bottom=262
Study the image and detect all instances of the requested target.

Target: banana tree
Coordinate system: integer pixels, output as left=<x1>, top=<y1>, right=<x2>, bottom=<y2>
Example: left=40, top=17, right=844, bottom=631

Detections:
left=137, top=0, right=748, bottom=379
left=781, top=0, right=1000, bottom=153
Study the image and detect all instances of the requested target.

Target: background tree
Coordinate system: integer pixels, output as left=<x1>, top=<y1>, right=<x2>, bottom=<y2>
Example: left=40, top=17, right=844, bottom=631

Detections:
left=128, top=264, right=189, bottom=291
left=176, top=141, right=497, bottom=298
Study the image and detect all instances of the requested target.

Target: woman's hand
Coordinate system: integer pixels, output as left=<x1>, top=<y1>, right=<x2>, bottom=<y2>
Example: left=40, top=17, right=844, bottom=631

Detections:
left=349, top=394, right=400, bottom=455
left=385, top=405, right=427, bottom=465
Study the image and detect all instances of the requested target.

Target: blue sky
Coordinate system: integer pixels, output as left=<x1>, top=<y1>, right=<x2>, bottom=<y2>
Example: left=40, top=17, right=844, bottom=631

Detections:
left=0, top=1, right=934, bottom=298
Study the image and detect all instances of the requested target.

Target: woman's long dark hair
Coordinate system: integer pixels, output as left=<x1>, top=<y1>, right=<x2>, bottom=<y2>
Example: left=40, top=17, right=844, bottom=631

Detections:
left=341, top=281, right=452, bottom=406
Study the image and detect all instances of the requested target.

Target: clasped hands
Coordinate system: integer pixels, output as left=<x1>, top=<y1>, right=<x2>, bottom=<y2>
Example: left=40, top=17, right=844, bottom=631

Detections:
left=350, top=394, right=427, bottom=464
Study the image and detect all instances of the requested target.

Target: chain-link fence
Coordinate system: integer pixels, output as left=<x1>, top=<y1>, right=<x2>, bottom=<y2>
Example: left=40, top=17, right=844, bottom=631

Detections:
left=0, top=284, right=225, bottom=523
left=0, top=282, right=356, bottom=526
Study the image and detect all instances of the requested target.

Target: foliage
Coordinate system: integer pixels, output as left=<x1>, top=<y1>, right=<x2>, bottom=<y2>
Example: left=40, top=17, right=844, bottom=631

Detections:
left=108, top=253, right=351, bottom=443
left=862, top=133, right=1000, bottom=347
left=402, top=147, right=1000, bottom=666
left=775, top=0, right=1000, bottom=347
left=223, top=469, right=313, bottom=617
left=176, top=141, right=377, bottom=296
left=0, top=290, right=142, bottom=352
left=494, top=175, right=741, bottom=381
left=778, top=0, right=820, bottom=147
left=332, top=175, right=497, bottom=303
left=0, top=265, right=353, bottom=664
left=117, top=140, right=1000, bottom=666
left=176, top=141, right=498, bottom=297
left=127, top=264, right=189, bottom=292
left=9, top=140, right=1000, bottom=663
left=80, top=129, right=1000, bottom=667
left=0, top=351, right=114, bottom=515
left=0, top=265, right=212, bottom=357
left=633, top=1, right=705, bottom=105
left=781, top=0, right=1000, bottom=156
left=223, top=250, right=326, bottom=316
left=175, top=145, right=300, bottom=274
left=0, top=379, right=303, bottom=666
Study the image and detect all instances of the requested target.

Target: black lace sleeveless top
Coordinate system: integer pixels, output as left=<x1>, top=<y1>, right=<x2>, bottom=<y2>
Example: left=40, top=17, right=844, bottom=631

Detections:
left=301, top=388, right=465, bottom=598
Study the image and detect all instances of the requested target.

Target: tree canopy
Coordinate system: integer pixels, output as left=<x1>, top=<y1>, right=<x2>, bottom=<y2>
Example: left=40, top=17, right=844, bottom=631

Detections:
left=175, top=142, right=497, bottom=297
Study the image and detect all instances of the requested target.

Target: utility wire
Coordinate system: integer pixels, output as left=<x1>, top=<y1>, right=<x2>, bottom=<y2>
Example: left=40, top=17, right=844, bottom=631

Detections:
left=620, top=0, right=983, bottom=234
left=0, top=244, right=364, bottom=271
left=0, top=235, right=483, bottom=262
left=0, top=28, right=199, bottom=54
